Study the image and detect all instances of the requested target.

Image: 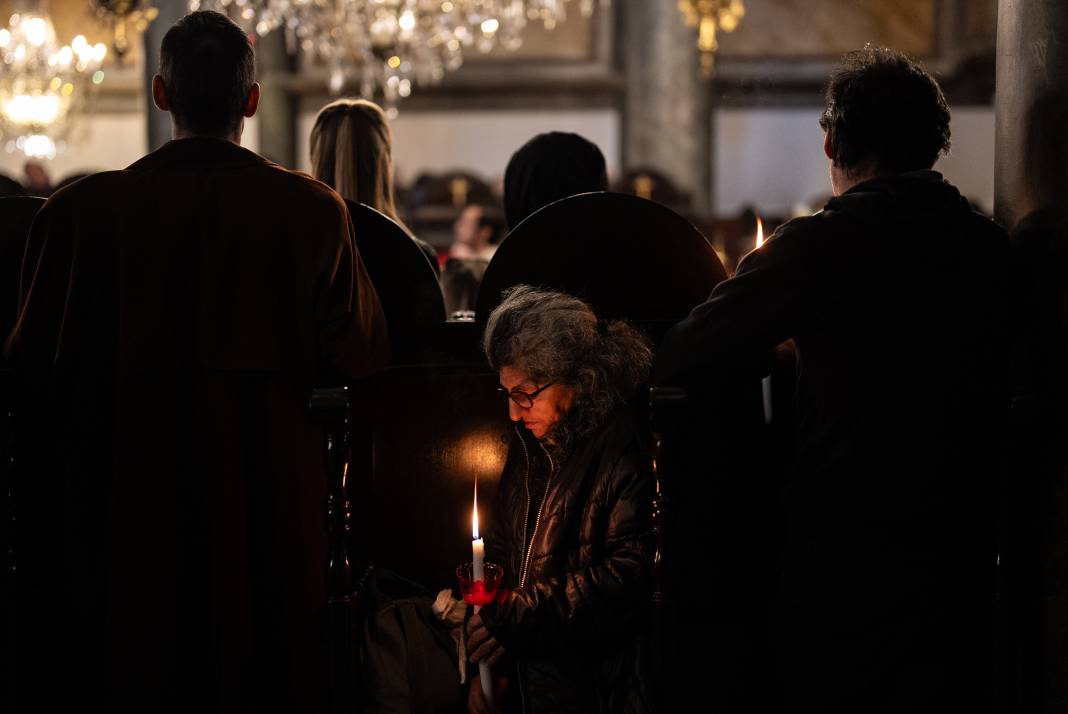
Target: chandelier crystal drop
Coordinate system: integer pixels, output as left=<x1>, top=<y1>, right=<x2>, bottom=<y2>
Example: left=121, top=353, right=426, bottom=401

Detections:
left=0, top=10, right=108, bottom=159
left=191, top=0, right=601, bottom=115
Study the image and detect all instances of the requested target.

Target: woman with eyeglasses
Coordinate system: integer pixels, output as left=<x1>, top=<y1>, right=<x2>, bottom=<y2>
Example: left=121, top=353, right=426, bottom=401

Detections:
left=467, top=285, right=657, bottom=714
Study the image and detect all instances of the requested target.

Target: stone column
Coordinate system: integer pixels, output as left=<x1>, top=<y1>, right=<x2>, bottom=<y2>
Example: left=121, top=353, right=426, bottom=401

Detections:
left=255, top=30, right=298, bottom=167
left=995, top=0, right=1068, bottom=228
left=620, top=2, right=713, bottom=215
left=995, top=2, right=1068, bottom=712
left=142, top=1, right=187, bottom=152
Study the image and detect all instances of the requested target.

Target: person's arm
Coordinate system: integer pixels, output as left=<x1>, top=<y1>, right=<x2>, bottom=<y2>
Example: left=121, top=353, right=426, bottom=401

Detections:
left=315, top=199, right=389, bottom=381
left=654, top=217, right=829, bottom=387
left=476, top=450, right=654, bottom=657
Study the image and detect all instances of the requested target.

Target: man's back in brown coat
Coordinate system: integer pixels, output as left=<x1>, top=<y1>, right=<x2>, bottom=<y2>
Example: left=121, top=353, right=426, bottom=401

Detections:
left=7, top=61, right=387, bottom=714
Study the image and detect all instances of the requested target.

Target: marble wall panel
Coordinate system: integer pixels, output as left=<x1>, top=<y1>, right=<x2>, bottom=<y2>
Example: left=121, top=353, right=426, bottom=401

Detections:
left=717, top=0, right=937, bottom=58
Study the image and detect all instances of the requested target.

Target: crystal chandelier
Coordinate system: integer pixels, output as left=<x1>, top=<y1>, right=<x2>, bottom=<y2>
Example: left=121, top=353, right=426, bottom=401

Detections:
left=91, top=1, right=160, bottom=59
left=0, top=8, right=108, bottom=159
left=677, top=0, right=744, bottom=76
left=192, top=1, right=600, bottom=115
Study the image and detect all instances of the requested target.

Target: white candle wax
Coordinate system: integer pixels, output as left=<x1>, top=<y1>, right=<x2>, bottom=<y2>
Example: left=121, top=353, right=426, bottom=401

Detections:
left=472, top=537, right=485, bottom=581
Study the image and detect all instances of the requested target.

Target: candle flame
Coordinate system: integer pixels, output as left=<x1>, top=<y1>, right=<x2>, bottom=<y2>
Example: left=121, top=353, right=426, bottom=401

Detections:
left=472, top=480, right=480, bottom=540
left=755, top=217, right=764, bottom=249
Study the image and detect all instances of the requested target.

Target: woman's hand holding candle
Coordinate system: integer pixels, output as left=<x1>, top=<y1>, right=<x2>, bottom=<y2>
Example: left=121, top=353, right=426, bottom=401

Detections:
left=466, top=612, right=507, bottom=667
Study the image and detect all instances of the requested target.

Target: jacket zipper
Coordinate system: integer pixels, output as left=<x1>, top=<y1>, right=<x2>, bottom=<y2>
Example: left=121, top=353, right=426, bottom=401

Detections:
left=520, top=440, right=554, bottom=589
left=515, top=427, right=531, bottom=714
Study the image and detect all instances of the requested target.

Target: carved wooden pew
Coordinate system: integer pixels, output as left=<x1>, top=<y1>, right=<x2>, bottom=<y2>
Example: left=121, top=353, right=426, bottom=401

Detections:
left=345, top=200, right=446, bottom=357
left=310, top=386, right=356, bottom=714
left=347, top=361, right=509, bottom=589
left=314, top=339, right=506, bottom=712
left=476, top=191, right=726, bottom=323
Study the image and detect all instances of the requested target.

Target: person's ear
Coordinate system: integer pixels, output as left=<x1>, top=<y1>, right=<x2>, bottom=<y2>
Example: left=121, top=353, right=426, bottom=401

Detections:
left=244, top=82, right=260, bottom=118
left=151, top=74, right=170, bottom=112
left=823, top=131, right=833, bottom=161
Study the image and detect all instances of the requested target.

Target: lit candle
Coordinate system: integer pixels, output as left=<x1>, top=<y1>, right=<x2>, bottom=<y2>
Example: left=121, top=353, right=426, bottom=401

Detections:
left=756, top=218, right=773, bottom=425
left=471, top=481, right=493, bottom=702
left=472, top=484, right=485, bottom=581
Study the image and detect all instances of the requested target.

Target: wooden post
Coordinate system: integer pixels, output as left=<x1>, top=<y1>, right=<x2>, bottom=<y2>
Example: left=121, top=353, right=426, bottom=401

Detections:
left=309, top=386, right=354, bottom=714
left=648, top=385, right=687, bottom=706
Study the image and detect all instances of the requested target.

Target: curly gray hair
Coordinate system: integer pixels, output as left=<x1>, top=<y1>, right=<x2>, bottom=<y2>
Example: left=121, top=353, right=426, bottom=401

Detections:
left=483, top=285, right=652, bottom=452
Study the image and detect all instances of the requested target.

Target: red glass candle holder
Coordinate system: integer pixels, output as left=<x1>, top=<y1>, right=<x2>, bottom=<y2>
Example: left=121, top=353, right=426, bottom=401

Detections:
left=456, top=562, right=504, bottom=607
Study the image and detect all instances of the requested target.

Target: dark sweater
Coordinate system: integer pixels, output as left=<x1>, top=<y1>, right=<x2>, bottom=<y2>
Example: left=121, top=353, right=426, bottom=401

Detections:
left=655, top=170, right=1010, bottom=711
left=657, top=170, right=1009, bottom=534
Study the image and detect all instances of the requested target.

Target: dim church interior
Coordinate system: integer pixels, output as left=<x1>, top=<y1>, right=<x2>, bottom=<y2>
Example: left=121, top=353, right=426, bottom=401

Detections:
left=3, top=0, right=1068, bottom=712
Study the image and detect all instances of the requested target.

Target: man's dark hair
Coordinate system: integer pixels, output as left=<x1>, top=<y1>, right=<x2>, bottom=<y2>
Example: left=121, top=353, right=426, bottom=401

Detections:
left=473, top=203, right=506, bottom=245
left=160, top=11, right=254, bottom=136
left=819, top=46, right=950, bottom=176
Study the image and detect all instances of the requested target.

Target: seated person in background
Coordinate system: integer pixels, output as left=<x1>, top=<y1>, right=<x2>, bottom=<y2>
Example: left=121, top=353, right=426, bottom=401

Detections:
left=467, top=286, right=657, bottom=714
left=310, top=98, right=440, bottom=276
left=22, top=161, right=52, bottom=197
left=442, top=202, right=505, bottom=315
left=503, top=131, right=608, bottom=230
left=449, top=202, right=504, bottom=263
left=7, top=11, right=387, bottom=711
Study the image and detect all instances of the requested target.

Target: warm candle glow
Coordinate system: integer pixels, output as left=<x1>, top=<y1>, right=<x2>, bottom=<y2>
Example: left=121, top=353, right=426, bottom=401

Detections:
left=472, top=480, right=480, bottom=540
left=468, top=476, right=491, bottom=700
left=755, top=217, right=764, bottom=249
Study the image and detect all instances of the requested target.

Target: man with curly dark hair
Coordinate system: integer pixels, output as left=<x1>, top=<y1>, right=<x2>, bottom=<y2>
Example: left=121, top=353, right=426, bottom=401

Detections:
left=657, top=47, right=1009, bottom=713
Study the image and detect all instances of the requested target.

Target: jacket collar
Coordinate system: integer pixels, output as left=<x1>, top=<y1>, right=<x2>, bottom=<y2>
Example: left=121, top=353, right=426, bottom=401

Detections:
left=127, top=136, right=274, bottom=172
left=824, top=169, right=969, bottom=222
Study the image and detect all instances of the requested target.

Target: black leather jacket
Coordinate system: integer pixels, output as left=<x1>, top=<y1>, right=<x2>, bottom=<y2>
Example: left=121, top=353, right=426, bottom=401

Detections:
left=480, top=405, right=657, bottom=714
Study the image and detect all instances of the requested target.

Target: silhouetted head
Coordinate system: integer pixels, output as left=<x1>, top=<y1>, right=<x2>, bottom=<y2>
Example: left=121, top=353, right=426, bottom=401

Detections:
left=154, top=11, right=257, bottom=139
left=454, top=202, right=505, bottom=250
left=503, top=132, right=607, bottom=229
left=820, top=46, right=950, bottom=179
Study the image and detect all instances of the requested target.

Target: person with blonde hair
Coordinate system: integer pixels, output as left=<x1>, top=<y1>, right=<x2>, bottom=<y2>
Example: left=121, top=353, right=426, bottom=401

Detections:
left=310, top=98, right=439, bottom=272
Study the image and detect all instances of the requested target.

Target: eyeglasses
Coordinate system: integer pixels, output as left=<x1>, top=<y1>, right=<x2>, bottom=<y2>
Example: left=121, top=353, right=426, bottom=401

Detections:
left=497, top=381, right=556, bottom=409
